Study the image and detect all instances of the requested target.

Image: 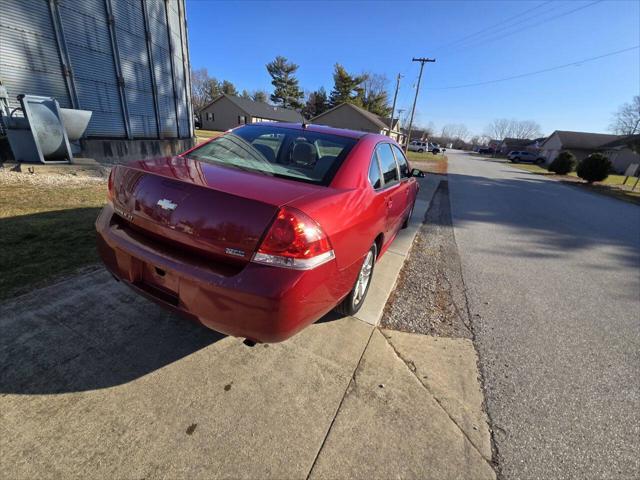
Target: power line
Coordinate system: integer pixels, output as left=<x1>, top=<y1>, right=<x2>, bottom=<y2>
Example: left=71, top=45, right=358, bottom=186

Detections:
left=446, top=0, right=602, bottom=53
left=434, top=0, right=554, bottom=52
left=428, top=45, right=639, bottom=90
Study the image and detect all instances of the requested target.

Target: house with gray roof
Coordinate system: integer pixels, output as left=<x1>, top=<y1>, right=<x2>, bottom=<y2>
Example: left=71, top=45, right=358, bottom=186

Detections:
left=600, top=134, right=640, bottom=173
left=199, top=94, right=303, bottom=131
left=310, top=103, right=405, bottom=144
left=540, top=130, right=622, bottom=167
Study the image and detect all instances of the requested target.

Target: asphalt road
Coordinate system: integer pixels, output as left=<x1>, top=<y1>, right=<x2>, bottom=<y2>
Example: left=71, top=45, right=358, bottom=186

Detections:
left=447, top=152, right=640, bottom=479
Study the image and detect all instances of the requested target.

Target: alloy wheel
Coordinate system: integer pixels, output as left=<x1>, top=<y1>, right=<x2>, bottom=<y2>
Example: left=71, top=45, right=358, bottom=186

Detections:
left=352, top=250, right=374, bottom=308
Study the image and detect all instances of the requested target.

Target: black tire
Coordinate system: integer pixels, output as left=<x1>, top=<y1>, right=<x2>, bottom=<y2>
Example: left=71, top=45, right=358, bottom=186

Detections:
left=334, top=243, right=377, bottom=316
left=418, top=148, right=424, bottom=153
left=513, top=157, right=520, bottom=163
left=535, top=158, right=544, bottom=165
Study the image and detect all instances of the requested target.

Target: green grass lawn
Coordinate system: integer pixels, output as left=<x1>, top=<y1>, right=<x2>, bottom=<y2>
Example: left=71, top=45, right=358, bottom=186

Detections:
left=508, top=162, right=640, bottom=203
left=0, top=174, right=107, bottom=300
left=406, top=151, right=447, bottom=162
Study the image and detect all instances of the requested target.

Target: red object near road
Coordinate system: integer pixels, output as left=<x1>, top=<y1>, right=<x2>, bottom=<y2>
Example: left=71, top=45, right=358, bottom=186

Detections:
left=96, top=123, right=420, bottom=342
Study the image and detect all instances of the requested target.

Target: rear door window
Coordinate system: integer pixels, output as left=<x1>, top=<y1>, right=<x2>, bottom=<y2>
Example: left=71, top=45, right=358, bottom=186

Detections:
left=375, top=143, right=399, bottom=186
left=391, top=144, right=410, bottom=179
left=368, top=156, right=382, bottom=189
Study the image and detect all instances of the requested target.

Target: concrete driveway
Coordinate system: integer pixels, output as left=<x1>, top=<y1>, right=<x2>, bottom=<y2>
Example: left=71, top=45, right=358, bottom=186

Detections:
left=447, top=152, right=640, bottom=479
left=0, top=175, right=495, bottom=479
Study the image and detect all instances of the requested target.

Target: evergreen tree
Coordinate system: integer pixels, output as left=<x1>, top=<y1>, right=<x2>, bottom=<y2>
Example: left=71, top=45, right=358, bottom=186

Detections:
left=302, top=87, right=329, bottom=119
left=206, top=77, right=222, bottom=99
left=251, top=90, right=269, bottom=103
left=240, top=89, right=251, bottom=99
left=220, top=80, right=238, bottom=96
left=266, top=56, right=303, bottom=109
left=329, top=64, right=365, bottom=108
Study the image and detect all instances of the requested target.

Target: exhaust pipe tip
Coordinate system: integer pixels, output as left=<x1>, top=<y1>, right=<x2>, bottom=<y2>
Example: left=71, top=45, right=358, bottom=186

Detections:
left=243, top=338, right=257, bottom=347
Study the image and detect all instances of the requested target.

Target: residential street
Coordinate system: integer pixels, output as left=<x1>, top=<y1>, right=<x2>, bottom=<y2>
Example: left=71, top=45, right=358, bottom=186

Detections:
left=447, top=151, right=640, bottom=479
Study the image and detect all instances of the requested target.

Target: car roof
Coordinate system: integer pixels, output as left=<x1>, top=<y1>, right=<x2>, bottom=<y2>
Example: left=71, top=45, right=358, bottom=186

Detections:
left=245, top=122, right=373, bottom=140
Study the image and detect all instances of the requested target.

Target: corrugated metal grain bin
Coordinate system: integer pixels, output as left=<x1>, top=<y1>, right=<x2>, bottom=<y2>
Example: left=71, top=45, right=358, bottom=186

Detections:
left=0, top=0, right=193, bottom=141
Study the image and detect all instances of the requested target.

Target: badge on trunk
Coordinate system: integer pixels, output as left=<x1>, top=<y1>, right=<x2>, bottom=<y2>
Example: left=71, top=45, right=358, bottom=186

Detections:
left=157, top=198, right=177, bottom=211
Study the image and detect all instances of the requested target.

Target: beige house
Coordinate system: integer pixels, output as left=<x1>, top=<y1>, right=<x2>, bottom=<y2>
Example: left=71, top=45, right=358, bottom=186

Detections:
left=540, top=130, right=621, bottom=166
left=199, top=94, right=303, bottom=131
left=310, top=103, right=405, bottom=144
left=600, top=135, right=640, bottom=173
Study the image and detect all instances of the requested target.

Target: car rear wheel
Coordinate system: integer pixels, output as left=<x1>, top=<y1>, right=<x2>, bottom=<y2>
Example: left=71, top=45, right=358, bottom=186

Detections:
left=418, top=148, right=424, bottom=153
left=335, top=243, right=377, bottom=316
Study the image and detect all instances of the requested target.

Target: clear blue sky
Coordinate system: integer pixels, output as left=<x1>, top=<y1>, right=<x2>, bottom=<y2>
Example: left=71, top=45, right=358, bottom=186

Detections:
left=186, top=0, right=640, bottom=136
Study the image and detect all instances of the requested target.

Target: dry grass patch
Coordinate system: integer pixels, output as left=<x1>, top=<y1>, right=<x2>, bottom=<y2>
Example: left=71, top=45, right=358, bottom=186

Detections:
left=0, top=170, right=107, bottom=300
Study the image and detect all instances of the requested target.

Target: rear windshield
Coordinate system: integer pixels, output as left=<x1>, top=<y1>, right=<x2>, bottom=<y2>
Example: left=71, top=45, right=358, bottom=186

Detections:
left=185, top=125, right=358, bottom=186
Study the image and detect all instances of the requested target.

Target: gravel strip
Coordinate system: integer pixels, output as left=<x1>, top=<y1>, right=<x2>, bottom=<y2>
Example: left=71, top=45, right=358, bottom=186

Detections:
left=0, top=168, right=107, bottom=187
left=381, top=180, right=473, bottom=338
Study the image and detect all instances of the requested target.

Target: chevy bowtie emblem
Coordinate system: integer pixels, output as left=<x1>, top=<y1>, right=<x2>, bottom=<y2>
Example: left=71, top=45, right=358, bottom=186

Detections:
left=157, top=198, right=177, bottom=211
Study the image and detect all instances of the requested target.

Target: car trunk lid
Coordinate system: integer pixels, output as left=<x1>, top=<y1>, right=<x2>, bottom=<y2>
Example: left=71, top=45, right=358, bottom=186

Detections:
left=110, top=156, right=326, bottom=265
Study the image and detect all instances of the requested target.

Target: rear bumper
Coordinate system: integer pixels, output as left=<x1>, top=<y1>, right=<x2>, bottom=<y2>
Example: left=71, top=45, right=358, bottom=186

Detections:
left=96, top=204, right=355, bottom=342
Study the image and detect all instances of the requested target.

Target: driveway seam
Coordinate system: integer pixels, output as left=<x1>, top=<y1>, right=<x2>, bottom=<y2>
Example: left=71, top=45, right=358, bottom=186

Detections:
left=380, top=330, right=496, bottom=469
left=305, top=324, right=376, bottom=480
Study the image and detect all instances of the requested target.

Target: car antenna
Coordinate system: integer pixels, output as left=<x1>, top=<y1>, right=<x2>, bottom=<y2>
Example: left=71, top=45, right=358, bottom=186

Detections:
left=301, top=119, right=307, bottom=129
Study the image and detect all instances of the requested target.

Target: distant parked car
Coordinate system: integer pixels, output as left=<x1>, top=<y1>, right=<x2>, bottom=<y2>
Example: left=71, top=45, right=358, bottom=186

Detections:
left=508, top=151, right=545, bottom=164
left=408, top=140, right=429, bottom=153
left=408, top=141, right=439, bottom=154
left=478, top=147, right=495, bottom=155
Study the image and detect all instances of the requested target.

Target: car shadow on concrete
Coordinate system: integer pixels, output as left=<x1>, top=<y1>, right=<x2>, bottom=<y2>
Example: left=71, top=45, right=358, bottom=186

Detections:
left=0, top=267, right=348, bottom=396
left=0, top=269, right=227, bottom=395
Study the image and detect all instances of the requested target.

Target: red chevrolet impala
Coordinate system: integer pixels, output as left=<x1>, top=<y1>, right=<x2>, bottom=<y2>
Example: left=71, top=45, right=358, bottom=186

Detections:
left=96, top=123, right=421, bottom=342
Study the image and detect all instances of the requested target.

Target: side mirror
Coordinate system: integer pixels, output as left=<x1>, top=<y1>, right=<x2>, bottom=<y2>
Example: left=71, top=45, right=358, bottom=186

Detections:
left=411, top=168, right=425, bottom=178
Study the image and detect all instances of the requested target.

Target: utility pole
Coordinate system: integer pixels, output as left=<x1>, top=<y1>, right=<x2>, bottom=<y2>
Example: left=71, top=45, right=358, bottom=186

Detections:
left=405, top=57, right=435, bottom=152
left=388, top=73, right=402, bottom=138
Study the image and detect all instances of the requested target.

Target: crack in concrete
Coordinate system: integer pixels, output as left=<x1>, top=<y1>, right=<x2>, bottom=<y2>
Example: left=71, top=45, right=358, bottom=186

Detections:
left=380, top=329, right=496, bottom=470
left=305, top=325, right=375, bottom=480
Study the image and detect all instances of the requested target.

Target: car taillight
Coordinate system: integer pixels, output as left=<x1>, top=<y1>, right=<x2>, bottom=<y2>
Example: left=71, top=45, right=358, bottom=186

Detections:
left=107, top=167, right=114, bottom=202
left=252, top=207, right=335, bottom=270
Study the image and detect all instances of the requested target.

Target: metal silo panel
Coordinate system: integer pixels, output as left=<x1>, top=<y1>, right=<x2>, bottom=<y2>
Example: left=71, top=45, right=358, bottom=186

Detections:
left=178, top=0, right=194, bottom=138
left=146, top=0, right=178, bottom=138
left=0, top=0, right=71, bottom=108
left=113, top=0, right=158, bottom=138
left=58, top=0, right=126, bottom=137
left=167, top=0, right=189, bottom=137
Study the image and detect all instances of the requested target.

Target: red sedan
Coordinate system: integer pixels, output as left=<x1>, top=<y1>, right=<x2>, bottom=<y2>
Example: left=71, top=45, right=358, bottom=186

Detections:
left=96, top=123, right=422, bottom=342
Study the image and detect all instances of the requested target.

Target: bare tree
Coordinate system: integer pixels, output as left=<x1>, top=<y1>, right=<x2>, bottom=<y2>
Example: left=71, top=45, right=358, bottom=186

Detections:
left=359, top=72, right=391, bottom=116
left=484, top=118, right=512, bottom=140
left=441, top=123, right=470, bottom=141
left=484, top=118, right=541, bottom=140
left=191, top=68, right=213, bottom=112
left=510, top=120, right=542, bottom=139
left=609, top=96, right=640, bottom=135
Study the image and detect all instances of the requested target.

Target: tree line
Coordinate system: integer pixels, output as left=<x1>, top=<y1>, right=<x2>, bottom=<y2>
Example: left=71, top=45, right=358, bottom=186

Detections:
left=190, top=56, right=393, bottom=120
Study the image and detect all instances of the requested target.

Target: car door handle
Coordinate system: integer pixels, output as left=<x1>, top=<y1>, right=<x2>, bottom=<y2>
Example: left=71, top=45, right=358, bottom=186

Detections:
left=387, top=200, right=393, bottom=208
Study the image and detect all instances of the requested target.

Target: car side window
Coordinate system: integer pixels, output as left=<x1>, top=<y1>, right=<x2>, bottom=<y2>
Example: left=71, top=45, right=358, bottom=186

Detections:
left=391, top=144, right=410, bottom=179
left=368, top=155, right=382, bottom=189
left=375, top=143, right=399, bottom=186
